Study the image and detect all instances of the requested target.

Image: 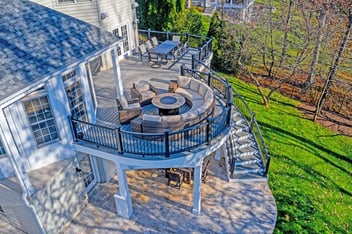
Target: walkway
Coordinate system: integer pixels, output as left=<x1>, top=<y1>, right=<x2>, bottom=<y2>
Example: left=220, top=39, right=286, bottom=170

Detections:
left=64, top=156, right=276, bottom=233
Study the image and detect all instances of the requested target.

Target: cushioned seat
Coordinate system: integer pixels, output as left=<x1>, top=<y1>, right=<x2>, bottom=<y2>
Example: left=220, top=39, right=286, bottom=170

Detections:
left=131, top=76, right=215, bottom=133
left=131, top=80, right=158, bottom=105
left=175, top=88, right=203, bottom=101
left=116, top=96, right=142, bottom=124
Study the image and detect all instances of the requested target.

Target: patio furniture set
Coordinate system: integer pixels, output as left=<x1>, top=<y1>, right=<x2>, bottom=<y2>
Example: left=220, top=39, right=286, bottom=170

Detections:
left=166, top=158, right=210, bottom=189
left=121, top=76, right=215, bottom=133
left=138, top=36, right=187, bottom=67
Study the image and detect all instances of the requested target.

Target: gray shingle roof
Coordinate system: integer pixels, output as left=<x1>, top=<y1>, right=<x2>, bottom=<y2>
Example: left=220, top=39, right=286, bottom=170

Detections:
left=0, top=0, right=121, bottom=101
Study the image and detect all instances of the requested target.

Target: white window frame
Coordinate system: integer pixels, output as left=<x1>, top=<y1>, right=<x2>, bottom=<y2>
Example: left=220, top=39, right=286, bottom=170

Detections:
left=112, top=23, right=131, bottom=56
left=22, top=90, right=60, bottom=147
left=62, top=70, right=88, bottom=121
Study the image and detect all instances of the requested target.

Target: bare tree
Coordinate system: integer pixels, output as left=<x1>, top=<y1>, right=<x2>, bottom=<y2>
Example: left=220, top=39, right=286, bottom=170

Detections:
left=314, top=8, right=352, bottom=121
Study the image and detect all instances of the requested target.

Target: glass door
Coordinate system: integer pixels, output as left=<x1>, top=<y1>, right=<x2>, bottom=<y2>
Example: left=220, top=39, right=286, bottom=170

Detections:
left=77, top=153, right=97, bottom=191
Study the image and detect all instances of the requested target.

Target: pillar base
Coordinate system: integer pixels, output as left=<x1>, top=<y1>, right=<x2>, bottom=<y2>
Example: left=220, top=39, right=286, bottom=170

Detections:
left=114, top=193, right=133, bottom=218
left=192, top=207, right=201, bottom=215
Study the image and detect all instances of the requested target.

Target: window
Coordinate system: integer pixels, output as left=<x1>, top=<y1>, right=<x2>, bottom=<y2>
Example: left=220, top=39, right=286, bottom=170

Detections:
left=62, top=70, right=87, bottom=121
left=121, top=25, right=130, bottom=53
left=23, top=95, right=59, bottom=146
left=0, top=140, right=5, bottom=157
left=112, top=28, right=122, bottom=56
left=77, top=154, right=95, bottom=188
left=112, top=24, right=129, bottom=55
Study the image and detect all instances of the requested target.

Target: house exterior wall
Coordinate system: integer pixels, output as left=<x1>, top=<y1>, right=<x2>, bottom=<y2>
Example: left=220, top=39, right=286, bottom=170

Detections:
left=0, top=181, right=42, bottom=233
left=31, top=0, right=139, bottom=69
left=32, top=0, right=100, bottom=27
left=31, top=157, right=87, bottom=234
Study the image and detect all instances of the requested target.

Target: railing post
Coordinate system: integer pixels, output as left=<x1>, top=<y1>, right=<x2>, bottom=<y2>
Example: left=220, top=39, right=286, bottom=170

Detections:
left=167, top=31, right=170, bottom=40
left=226, top=107, right=232, bottom=127
left=147, top=28, right=151, bottom=39
left=164, top=129, right=170, bottom=158
left=115, top=127, right=123, bottom=154
left=206, top=119, right=212, bottom=145
left=181, top=64, right=185, bottom=76
left=186, top=33, right=189, bottom=42
left=198, top=48, right=201, bottom=62
left=191, top=54, right=195, bottom=70
left=227, top=85, right=233, bottom=107
left=68, top=116, right=78, bottom=142
left=207, top=72, right=212, bottom=87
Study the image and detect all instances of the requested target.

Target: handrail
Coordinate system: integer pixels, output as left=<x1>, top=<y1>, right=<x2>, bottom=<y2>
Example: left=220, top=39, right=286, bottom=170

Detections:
left=187, top=56, right=271, bottom=176
left=69, top=104, right=230, bottom=158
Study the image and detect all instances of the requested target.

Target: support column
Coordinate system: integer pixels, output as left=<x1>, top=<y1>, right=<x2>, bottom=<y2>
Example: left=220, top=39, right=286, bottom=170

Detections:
left=192, top=164, right=203, bottom=214
left=111, top=47, right=124, bottom=98
left=114, top=163, right=133, bottom=218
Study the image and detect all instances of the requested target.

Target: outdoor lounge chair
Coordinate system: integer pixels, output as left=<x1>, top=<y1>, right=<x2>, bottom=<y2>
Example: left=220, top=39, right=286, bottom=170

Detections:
left=131, top=80, right=158, bottom=105
left=116, top=96, right=142, bottom=124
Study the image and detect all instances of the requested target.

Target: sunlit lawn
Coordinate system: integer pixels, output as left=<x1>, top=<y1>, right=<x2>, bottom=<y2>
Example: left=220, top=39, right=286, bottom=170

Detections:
left=227, top=75, right=352, bottom=233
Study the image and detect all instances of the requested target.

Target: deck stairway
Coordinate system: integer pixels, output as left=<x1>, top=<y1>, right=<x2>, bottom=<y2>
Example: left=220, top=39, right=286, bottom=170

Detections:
left=225, top=108, right=267, bottom=182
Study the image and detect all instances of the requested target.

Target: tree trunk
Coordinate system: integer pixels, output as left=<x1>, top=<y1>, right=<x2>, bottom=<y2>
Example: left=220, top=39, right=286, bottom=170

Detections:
left=306, top=7, right=327, bottom=86
left=313, top=11, right=352, bottom=121
left=278, top=0, right=294, bottom=67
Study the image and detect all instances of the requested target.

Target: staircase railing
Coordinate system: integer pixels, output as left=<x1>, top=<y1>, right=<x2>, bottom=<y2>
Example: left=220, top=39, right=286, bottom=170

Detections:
left=188, top=56, right=271, bottom=176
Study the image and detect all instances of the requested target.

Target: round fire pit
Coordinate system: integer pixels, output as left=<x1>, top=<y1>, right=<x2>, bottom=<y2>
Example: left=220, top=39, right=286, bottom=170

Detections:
left=152, top=93, right=186, bottom=116
left=160, top=96, right=177, bottom=105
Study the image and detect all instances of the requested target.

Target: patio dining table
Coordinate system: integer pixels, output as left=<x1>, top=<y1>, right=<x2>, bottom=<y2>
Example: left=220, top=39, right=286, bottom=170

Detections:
left=148, top=40, right=180, bottom=60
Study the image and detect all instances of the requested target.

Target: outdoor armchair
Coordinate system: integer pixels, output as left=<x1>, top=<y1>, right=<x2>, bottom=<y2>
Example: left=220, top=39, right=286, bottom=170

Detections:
left=116, top=96, right=142, bottom=124
left=151, top=36, right=159, bottom=47
left=131, top=80, right=159, bottom=105
left=138, top=44, right=149, bottom=62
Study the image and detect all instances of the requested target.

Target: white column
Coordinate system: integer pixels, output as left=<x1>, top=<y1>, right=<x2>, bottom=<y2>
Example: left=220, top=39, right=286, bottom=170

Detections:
left=114, top=163, right=133, bottom=218
left=0, top=111, right=35, bottom=195
left=192, top=163, right=203, bottom=214
left=111, top=47, right=124, bottom=98
left=78, top=63, right=96, bottom=123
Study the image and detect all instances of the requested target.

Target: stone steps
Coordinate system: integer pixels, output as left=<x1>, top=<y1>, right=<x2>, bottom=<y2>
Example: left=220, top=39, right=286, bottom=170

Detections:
left=225, top=110, right=267, bottom=182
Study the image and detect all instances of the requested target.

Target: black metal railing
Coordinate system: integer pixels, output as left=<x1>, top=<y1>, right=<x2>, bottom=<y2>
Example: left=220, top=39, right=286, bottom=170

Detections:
left=70, top=105, right=230, bottom=158
left=138, top=29, right=212, bottom=64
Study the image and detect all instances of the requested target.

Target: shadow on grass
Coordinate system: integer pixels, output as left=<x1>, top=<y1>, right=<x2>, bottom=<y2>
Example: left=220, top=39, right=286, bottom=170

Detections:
left=271, top=154, right=350, bottom=233
left=259, top=121, right=352, bottom=166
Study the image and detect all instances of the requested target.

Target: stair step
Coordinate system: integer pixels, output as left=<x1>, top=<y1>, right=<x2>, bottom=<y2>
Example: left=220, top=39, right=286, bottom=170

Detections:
left=234, top=158, right=262, bottom=166
left=235, top=150, right=260, bottom=159
left=234, top=142, right=255, bottom=150
left=232, top=167, right=264, bottom=175
left=230, top=173, right=268, bottom=182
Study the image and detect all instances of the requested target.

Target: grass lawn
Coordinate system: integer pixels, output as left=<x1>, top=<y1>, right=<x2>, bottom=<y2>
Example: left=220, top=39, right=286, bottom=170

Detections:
left=227, top=75, right=352, bottom=233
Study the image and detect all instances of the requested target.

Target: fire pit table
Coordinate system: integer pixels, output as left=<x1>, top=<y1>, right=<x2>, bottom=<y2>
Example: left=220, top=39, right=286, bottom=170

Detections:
left=152, top=93, right=186, bottom=116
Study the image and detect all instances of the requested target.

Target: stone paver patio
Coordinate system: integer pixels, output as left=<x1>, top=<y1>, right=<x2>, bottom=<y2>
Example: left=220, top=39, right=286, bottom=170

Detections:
left=64, top=157, right=277, bottom=233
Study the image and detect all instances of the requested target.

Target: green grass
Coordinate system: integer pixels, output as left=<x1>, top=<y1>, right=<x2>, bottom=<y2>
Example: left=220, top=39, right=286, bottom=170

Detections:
left=227, top=75, right=352, bottom=233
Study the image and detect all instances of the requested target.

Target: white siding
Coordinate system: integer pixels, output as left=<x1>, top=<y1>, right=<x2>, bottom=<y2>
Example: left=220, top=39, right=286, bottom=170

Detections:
left=99, top=0, right=137, bottom=50
left=31, top=0, right=100, bottom=27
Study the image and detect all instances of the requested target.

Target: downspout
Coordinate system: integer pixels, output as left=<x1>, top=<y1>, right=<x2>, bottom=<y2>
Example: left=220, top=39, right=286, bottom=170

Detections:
left=1, top=110, right=46, bottom=233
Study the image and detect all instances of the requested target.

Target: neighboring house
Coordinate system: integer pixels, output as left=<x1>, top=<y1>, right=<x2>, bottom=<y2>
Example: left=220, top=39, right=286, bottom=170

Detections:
left=31, top=0, right=140, bottom=70
left=0, top=0, right=123, bottom=233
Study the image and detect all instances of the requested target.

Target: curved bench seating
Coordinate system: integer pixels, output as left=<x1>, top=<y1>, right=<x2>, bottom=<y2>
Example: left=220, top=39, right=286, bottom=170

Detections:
left=131, top=76, right=215, bottom=133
